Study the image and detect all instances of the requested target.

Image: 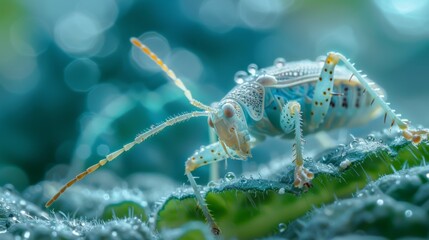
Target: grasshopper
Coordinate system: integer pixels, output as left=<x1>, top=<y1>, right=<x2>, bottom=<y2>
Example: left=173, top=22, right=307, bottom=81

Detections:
left=46, top=36, right=428, bottom=235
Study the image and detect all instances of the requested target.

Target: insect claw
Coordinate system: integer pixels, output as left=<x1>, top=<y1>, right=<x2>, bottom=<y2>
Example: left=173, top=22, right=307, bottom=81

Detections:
left=391, top=119, right=395, bottom=128
left=348, top=73, right=354, bottom=82
left=384, top=112, right=387, bottom=124
left=371, top=98, right=375, bottom=106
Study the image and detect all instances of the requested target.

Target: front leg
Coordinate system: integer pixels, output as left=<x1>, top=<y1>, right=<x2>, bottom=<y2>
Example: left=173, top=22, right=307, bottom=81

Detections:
left=185, top=141, right=239, bottom=235
left=281, top=101, right=314, bottom=188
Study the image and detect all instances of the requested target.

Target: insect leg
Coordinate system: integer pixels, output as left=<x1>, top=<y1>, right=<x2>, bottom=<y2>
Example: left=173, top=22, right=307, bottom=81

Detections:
left=185, top=141, right=240, bottom=235
left=328, top=52, right=428, bottom=144
left=45, top=111, right=209, bottom=207
left=281, top=101, right=314, bottom=188
left=310, top=54, right=337, bottom=129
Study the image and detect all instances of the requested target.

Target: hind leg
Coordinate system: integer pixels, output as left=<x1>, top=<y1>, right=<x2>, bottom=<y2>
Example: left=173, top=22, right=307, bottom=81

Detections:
left=313, top=52, right=428, bottom=144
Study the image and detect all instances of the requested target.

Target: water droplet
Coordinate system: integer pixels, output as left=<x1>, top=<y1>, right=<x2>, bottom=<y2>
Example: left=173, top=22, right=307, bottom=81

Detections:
left=224, top=172, right=236, bottom=181
left=274, top=57, right=286, bottom=68
left=103, top=193, right=110, bottom=200
left=366, top=134, right=375, bottom=141
left=349, top=139, right=359, bottom=148
left=247, top=63, right=258, bottom=75
left=278, top=223, right=287, bottom=232
left=207, top=181, right=217, bottom=187
left=72, top=230, right=81, bottom=236
left=376, top=199, right=384, bottom=206
left=112, top=231, right=118, bottom=237
left=240, top=178, right=247, bottom=184
left=405, top=209, right=413, bottom=217
left=426, top=173, right=429, bottom=179
left=324, top=209, right=333, bottom=216
left=234, top=71, right=247, bottom=84
left=23, top=231, right=30, bottom=239
left=278, top=188, right=285, bottom=194
left=339, top=159, right=351, bottom=170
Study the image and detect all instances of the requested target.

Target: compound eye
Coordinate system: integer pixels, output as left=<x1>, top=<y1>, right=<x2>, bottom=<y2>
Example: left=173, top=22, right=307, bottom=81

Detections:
left=222, top=103, right=235, bottom=118
left=208, top=117, right=214, bottom=128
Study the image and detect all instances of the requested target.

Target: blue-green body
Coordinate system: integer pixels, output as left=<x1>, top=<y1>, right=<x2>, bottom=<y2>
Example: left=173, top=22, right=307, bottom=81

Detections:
left=221, top=60, right=383, bottom=142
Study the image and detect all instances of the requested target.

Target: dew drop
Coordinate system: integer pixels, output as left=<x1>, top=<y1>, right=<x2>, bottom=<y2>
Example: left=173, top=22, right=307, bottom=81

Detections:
left=112, top=231, right=118, bottom=237
left=274, top=57, right=286, bottom=68
left=405, top=209, right=413, bottom=217
left=23, top=231, right=30, bottom=239
left=366, top=134, right=375, bottom=141
left=339, top=159, right=351, bottom=170
left=72, top=230, right=80, bottom=236
left=278, top=188, right=285, bottom=194
left=240, top=178, right=247, bottom=184
left=349, top=139, right=359, bottom=148
left=103, top=193, right=110, bottom=200
left=247, top=63, right=258, bottom=75
left=278, top=223, right=287, bottom=232
left=234, top=70, right=247, bottom=84
left=426, top=173, right=429, bottom=179
left=207, top=181, right=217, bottom=187
left=376, top=199, right=384, bottom=206
left=224, top=172, right=236, bottom=181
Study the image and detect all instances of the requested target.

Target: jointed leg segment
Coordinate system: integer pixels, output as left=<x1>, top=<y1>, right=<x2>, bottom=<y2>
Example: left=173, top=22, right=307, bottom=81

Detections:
left=314, top=52, right=428, bottom=144
left=281, top=101, right=314, bottom=188
left=184, top=141, right=240, bottom=235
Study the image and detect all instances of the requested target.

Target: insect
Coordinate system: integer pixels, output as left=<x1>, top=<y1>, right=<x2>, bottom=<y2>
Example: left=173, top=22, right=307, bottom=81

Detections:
left=46, top=36, right=428, bottom=235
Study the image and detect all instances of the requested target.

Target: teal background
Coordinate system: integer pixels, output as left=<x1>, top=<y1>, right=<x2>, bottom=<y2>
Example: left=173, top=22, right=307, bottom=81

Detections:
left=0, top=0, right=428, bottom=190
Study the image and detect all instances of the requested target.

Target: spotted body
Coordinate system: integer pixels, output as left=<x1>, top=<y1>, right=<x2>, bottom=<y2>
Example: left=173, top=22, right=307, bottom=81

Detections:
left=46, top=37, right=429, bottom=236
left=222, top=59, right=383, bottom=141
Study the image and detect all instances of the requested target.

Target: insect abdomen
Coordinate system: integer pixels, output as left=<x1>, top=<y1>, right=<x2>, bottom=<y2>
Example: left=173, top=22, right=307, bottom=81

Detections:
left=315, top=80, right=384, bottom=130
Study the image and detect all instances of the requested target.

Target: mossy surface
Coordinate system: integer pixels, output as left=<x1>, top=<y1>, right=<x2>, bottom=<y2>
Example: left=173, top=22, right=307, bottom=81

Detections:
left=0, top=131, right=428, bottom=239
left=157, top=133, right=429, bottom=239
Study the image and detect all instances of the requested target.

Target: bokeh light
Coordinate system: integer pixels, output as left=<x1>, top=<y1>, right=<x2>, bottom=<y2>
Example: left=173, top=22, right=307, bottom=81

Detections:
left=0, top=0, right=428, bottom=194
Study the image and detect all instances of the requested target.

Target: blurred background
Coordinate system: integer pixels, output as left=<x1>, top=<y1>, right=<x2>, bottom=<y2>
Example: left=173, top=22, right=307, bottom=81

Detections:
left=0, top=0, right=428, bottom=191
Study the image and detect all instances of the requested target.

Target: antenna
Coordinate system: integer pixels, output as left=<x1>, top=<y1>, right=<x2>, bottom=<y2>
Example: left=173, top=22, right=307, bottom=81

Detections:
left=130, top=37, right=214, bottom=112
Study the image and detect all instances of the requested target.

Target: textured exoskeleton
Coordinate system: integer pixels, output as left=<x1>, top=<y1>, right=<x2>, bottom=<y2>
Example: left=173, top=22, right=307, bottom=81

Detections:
left=46, top=37, right=429, bottom=235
